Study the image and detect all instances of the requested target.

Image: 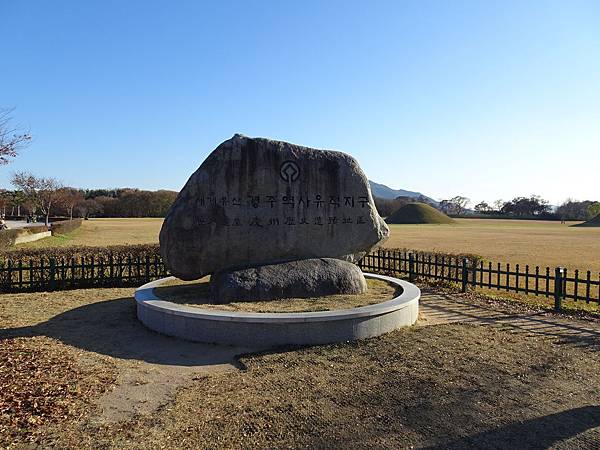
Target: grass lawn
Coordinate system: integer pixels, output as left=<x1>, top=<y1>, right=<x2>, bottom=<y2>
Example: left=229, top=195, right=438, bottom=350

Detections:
left=17, top=218, right=163, bottom=249
left=1, top=287, right=599, bottom=448
left=384, top=218, right=600, bottom=273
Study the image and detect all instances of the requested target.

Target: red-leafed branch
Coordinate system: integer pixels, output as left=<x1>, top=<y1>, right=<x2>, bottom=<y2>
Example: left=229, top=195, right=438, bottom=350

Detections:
left=0, top=108, right=31, bottom=165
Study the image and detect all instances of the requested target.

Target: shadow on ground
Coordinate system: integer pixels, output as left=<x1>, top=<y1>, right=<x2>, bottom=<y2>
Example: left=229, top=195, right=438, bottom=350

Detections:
left=0, top=296, right=254, bottom=367
left=420, top=291, right=600, bottom=351
left=423, top=405, right=600, bottom=449
left=3, top=290, right=598, bottom=367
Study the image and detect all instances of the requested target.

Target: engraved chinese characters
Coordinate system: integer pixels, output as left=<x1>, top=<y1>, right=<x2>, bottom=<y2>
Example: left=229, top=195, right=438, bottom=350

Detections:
left=160, top=134, right=389, bottom=280
left=184, top=193, right=370, bottom=228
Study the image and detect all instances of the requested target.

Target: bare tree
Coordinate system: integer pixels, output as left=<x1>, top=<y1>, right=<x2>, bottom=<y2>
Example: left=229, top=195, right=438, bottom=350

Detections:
left=11, top=172, right=38, bottom=216
left=493, top=199, right=505, bottom=213
left=474, top=201, right=492, bottom=213
left=0, top=108, right=31, bottom=165
left=439, top=199, right=454, bottom=214
left=440, top=196, right=471, bottom=215
left=75, top=198, right=102, bottom=219
left=449, top=196, right=470, bottom=215
left=57, top=187, right=84, bottom=220
left=11, top=172, right=63, bottom=226
left=37, top=178, right=63, bottom=226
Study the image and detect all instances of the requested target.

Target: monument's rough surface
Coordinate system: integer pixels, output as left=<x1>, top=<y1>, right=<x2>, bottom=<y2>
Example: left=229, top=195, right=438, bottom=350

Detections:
left=211, top=258, right=367, bottom=303
left=160, top=134, right=389, bottom=280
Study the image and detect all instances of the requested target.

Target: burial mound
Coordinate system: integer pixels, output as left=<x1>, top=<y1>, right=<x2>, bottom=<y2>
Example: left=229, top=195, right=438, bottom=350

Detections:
left=386, top=202, right=454, bottom=224
left=572, top=214, right=600, bottom=227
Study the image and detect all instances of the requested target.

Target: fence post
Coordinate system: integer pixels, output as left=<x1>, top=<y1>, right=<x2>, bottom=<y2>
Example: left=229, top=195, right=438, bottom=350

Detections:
left=408, top=253, right=415, bottom=282
left=49, top=258, right=56, bottom=292
left=554, top=267, right=564, bottom=311
left=461, top=258, right=469, bottom=293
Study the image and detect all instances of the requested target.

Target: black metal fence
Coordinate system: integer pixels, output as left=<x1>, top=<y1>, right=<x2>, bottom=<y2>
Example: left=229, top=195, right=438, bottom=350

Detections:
left=0, top=254, right=168, bottom=292
left=0, top=249, right=598, bottom=311
left=359, top=249, right=600, bottom=311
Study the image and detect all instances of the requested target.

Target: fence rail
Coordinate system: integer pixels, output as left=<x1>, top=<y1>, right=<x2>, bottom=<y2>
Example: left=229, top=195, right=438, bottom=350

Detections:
left=0, top=254, right=168, bottom=292
left=358, top=249, right=600, bottom=310
left=0, top=249, right=598, bottom=311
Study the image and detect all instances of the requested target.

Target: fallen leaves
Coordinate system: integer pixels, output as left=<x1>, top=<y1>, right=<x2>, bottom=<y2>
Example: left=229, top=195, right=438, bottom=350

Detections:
left=0, top=337, right=115, bottom=446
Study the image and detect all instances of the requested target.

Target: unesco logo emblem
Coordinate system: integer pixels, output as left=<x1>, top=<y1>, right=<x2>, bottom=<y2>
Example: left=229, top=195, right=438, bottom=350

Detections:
left=279, top=161, right=300, bottom=182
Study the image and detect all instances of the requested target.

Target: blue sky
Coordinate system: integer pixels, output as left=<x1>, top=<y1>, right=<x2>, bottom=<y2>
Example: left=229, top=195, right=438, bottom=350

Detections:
left=2, top=0, right=599, bottom=205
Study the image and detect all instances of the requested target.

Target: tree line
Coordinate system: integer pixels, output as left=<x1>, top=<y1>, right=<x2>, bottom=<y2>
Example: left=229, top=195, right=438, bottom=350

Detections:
left=1, top=172, right=178, bottom=224
left=470, top=196, right=552, bottom=217
left=375, top=194, right=600, bottom=221
left=5, top=172, right=599, bottom=224
left=555, top=199, right=600, bottom=221
left=470, top=197, right=599, bottom=220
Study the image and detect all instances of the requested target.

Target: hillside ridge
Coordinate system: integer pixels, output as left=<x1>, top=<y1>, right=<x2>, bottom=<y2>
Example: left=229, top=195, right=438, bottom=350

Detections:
left=369, top=181, right=436, bottom=204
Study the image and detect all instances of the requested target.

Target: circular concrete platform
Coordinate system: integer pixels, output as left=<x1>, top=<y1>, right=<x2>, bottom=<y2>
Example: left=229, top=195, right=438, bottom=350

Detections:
left=135, top=273, right=420, bottom=347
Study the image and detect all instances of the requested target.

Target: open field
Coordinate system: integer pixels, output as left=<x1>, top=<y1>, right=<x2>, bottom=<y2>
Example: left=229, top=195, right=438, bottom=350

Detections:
left=384, top=218, right=600, bottom=273
left=15, top=217, right=600, bottom=273
left=1, top=287, right=599, bottom=448
left=17, top=218, right=162, bottom=248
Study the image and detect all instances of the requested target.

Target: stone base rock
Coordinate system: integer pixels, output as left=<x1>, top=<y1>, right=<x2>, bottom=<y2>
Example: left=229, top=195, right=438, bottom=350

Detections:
left=211, top=258, right=367, bottom=304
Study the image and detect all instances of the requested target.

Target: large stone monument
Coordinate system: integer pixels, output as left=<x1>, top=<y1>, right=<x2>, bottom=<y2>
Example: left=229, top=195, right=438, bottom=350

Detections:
left=160, top=134, right=389, bottom=302
left=138, top=135, right=418, bottom=347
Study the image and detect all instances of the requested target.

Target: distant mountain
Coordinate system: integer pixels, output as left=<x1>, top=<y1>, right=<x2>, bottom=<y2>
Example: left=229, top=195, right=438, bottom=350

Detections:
left=369, top=181, right=437, bottom=204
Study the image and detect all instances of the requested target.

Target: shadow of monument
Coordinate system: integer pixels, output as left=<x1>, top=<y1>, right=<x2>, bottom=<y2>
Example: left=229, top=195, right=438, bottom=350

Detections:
left=422, top=405, right=600, bottom=449
left=0, top=296, right=253, bottom=368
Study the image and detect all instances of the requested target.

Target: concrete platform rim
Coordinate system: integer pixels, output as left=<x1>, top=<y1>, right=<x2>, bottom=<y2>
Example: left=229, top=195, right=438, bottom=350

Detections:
left=135, top=273, right=420, bottom=324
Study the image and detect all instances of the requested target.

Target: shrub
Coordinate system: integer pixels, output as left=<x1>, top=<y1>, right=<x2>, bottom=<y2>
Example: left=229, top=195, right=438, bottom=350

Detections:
left=383, top=247, right=482, bottom=264
left=0, top=225, right=50, bottom=250
left=23, top=225, right=49, bottom=234
left=51, top=218, right=83, bottom=235
left=0, top=243, right=161, bottom=262
left=0, top=229, right=24, bottom=249
left=0, top=244, right=165, bottom=292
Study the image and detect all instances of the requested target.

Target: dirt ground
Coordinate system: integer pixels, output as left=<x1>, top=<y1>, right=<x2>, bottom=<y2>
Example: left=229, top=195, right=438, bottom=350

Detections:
left=0, top=287, right=255, bottom=446
left=1, top=287, right=599, bottom=448
left=154, top=277, right=398, bottom=312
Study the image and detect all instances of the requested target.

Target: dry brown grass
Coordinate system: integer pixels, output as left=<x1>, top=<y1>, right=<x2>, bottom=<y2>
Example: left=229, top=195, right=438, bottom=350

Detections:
left=384, top=218, right=600, bottom=273
left=154, top=277, right=398, bottom=312
left=17, top=218, right=162, bottom=249
left=132, top=325, right=598, bottom=449
left=1, top=287, right=600, bottom=448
